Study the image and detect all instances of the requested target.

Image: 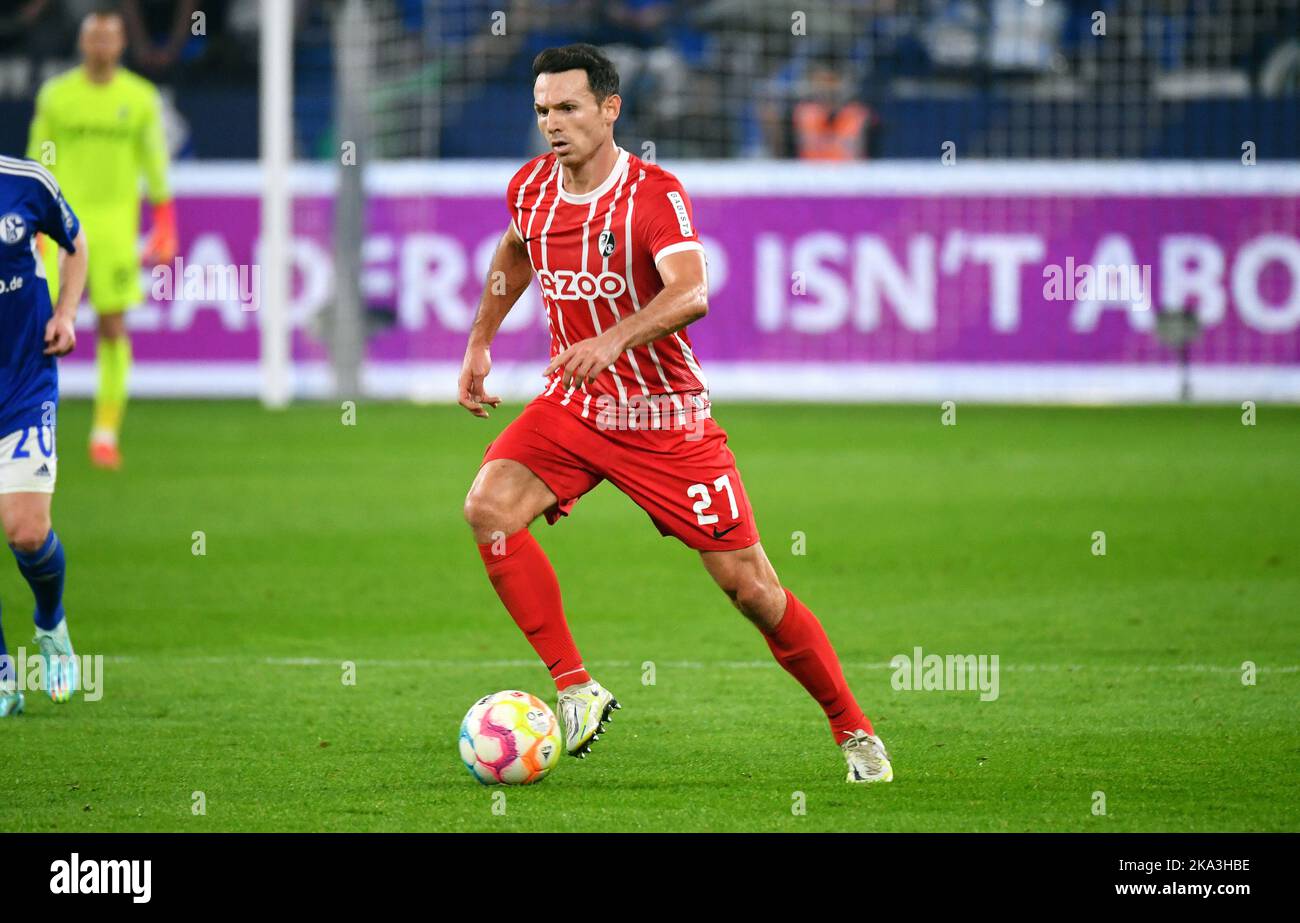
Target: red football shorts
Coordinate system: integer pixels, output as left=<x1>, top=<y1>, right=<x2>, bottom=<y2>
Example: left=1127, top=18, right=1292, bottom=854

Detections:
left=482, top=396, right=761, bottom=552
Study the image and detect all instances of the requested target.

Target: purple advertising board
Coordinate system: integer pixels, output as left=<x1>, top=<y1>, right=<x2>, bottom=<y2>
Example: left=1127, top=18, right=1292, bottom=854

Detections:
left=56, top=162, right=1300, bottom=401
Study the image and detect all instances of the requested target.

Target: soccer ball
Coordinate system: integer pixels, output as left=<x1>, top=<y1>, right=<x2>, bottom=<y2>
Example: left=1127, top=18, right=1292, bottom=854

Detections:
left=459, top=690, right=562, bottom=785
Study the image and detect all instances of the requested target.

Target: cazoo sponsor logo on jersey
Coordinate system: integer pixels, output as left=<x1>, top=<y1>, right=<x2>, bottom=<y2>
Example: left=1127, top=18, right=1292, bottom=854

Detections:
left=537, top=269, right=627, bottom=301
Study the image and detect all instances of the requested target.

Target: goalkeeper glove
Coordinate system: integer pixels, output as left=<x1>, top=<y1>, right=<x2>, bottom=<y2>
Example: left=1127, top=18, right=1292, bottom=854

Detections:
left=143, top=199, right=178, bottom=264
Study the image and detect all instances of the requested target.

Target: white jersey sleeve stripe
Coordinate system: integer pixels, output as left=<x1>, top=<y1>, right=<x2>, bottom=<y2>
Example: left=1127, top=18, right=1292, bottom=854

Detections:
left=653, top=240, right=705, bottom=264
left=0, top=157, right=61, bottom=201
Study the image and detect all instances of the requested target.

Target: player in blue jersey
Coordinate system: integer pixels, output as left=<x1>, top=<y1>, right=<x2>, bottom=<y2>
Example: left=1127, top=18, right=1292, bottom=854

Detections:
left=0, top=155, right=88, bottom=717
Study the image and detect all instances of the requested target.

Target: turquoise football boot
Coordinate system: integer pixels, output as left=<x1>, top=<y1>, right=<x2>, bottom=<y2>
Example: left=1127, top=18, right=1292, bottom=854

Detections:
left=33, top=619, right=78, bottom=703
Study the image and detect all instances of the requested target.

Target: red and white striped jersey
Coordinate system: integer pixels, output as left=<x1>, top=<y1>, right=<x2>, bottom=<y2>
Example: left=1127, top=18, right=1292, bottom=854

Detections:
left=507, top=146, right=710, bottom=424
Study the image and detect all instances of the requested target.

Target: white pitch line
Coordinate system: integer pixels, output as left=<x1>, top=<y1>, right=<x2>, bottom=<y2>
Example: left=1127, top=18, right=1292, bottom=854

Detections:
left=99, top=656, right=1299, bottom=674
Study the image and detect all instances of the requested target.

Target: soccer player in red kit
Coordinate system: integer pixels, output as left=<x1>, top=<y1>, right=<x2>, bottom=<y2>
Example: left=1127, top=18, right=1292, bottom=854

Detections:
left=458, top=44, right=892, bottom=782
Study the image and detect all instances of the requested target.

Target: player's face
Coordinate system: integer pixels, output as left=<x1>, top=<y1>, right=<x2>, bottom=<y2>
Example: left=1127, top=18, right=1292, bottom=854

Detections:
left=533, top=71, right=619, bottom=167
left=79, top=15, right=126, bottom=69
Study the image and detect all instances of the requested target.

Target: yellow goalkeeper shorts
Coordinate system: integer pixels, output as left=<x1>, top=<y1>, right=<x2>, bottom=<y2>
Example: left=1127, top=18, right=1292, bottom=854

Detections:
left=42, top=209, right=142, bottom=314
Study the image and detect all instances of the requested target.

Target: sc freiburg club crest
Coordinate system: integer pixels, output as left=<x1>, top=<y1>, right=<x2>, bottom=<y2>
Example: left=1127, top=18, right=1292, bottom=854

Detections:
left=598, top=230, right=616, bottom=258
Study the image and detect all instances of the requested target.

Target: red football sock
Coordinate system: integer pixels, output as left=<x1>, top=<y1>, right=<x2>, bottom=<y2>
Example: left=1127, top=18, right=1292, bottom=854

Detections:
left=478, top=529, right=590, bottom=691
left=763, top=588, right=873, bottom=743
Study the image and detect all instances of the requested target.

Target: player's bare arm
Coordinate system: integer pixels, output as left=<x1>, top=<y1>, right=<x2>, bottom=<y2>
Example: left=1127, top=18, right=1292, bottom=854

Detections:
left=544, top=249, right=708, bottom=390
left=43, top=229, right=87, bottom=357
left=458, top=223, right=533, bottom=418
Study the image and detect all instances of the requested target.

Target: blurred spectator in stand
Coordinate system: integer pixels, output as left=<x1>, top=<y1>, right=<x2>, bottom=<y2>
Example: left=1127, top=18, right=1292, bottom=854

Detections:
left=986, top=0, right=1066, bottom=74
left=120, top=0, right=203, bottom=82
left=763, top=55, right=879, bottom=160
left=0, top=0, right=71, bottom=57
left=595, top=1, right=696, bottom=147
left=918, top=0, right=982, bottom=74
left=792, top=60, right=878, bottom=159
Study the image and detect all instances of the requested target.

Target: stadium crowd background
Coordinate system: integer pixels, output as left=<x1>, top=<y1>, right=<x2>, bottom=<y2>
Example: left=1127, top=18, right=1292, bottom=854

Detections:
left=1, top=0, right=1297, bottom=163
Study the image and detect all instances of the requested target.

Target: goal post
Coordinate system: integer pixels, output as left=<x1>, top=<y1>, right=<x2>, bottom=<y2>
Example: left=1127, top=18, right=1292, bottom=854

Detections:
left=328, top=0, right=371, bottom=400
left=258, top=0, right=293, bottom=408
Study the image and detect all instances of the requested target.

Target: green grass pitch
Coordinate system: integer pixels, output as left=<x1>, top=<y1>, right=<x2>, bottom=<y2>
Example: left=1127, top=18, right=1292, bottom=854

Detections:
left=1, top=399, right=1297, bottom=832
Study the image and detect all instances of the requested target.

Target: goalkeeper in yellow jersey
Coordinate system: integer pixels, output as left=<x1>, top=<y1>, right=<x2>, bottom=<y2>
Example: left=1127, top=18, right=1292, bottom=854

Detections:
left=27, top=10, right=177, bottom=470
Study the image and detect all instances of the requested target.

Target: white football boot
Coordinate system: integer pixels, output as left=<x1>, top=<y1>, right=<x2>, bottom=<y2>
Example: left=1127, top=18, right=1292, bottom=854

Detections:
left=556, top=680, right=620, bottom=758
left=841, top=729, right=894, bottom=783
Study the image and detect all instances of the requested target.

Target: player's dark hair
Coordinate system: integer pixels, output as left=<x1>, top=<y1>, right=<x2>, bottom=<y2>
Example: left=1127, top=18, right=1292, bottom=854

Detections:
left=532, top=44, right=620, bottom=103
